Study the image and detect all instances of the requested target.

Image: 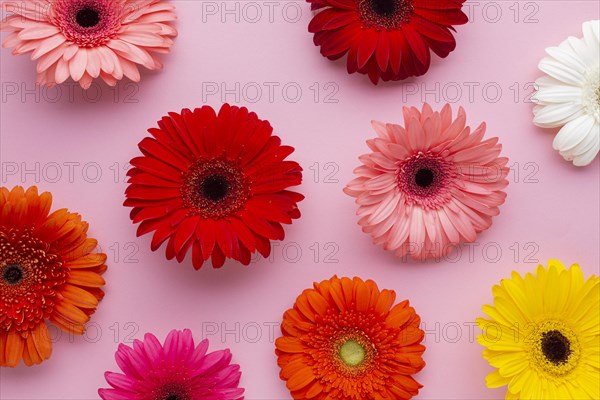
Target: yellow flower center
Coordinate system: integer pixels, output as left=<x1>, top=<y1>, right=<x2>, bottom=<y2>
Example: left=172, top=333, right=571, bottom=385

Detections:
left=339, top=340, right=366, bottom=367
left=528, top=321, right=580, bottom=377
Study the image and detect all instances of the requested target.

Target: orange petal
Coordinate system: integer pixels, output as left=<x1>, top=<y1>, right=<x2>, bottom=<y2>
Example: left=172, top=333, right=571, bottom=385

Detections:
left=24, top=334, right=42, bottom=366
left=386, top=304, right=414, bottom=328
left=275, top=337, right=306, bottom=353
left=54, top=300, right=90, bottom=325
left=5, top=331, right=25, bottom=367
left=306, top=290, right=329, bottom=316
left=0, top=331, right=6, bottom=366
left=375, top=289, right=395, bottom=315
left=287, top=366, right=315, bottom=391
left=50, top=313, right=86, bottom=335
left=355, top=280, right=371, bottom=312
left=66, top=251, right=106, bottom=269
left=59, top=284, right=99, bottom=308
left=67, top=270, right=105, bottom=287
left=31, top=323, right=52, bottom=363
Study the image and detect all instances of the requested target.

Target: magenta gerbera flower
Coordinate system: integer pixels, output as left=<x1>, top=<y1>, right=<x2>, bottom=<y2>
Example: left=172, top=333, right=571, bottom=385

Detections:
left=99, top=329, right=244, bottom=400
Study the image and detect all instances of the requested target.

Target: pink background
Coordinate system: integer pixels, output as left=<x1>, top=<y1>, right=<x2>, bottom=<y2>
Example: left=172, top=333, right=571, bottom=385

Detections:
left=1, top=1, right=599, bottom=399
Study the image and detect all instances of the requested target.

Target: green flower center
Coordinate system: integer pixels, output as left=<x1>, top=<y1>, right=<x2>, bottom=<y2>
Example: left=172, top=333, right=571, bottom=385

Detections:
left=339, top=339, right=366, bottom=367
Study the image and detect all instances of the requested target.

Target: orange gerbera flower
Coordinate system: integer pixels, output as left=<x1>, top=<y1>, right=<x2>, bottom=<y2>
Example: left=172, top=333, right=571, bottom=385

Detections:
left=275, top=276, right=426, bottom=399
left=0, top=186, right=107, bottom=367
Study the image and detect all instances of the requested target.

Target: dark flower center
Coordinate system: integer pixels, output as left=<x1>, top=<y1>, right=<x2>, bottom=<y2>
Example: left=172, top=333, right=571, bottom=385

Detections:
left=2, top=264, right=24, bottom=285
left=371, top=0, right=397, bottom=16
left=541, top=330, right=571, bottom=364
left=182, top=158, right=251, bottom=219
left=200, top=175, right=230, bottom=201
left=397, top=153, right=456, bottom=209
left=414, top=168, right=434, bottom=188
left=359, top=0, right=414, bottom=29
left=76, top=7, right=100, bottom=28
left=154, top=383, right=190, bottom=400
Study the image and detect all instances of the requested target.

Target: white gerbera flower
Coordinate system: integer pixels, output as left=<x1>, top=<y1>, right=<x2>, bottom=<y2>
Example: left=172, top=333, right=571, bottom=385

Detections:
left=533, top=20, right=600, bottom=166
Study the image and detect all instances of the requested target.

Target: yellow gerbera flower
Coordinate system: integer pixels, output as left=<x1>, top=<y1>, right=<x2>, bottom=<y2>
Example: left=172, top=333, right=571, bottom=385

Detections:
left=476, top=260, right=599, bottom=399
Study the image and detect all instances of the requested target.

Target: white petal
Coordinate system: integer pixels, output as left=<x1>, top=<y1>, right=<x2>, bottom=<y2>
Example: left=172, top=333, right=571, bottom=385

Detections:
left=572, top=141, right=599, bottom=166
left=533, top=103, right=584, bottom=128
left=532, top=85, right=582, bottom=105
left=582, top=20, right=599, bottom=48
left=566, top=36, right=598, bottom=66
left=539, top=57, right=585, bottom=86
left=553, top=115, right=595, bottom=152
left=570, top=121, right=600, bottom=157
left=535, top=75, right=564, bottom=89
left=545, top=46, right=587, bottom=75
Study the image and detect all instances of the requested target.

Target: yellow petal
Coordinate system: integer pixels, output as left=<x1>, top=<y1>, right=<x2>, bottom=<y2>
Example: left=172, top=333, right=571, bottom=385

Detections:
left=486, top=370, right=512, bottom=388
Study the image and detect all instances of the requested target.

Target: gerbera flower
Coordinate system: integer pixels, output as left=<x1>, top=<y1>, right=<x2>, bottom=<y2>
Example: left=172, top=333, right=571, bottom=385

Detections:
left=0, top=0, right=177, bottom=89
left=0, top=186, right=106, bottom=367
left=99, top=329, right=244, bottom=400
left=307, top=0, right=468, bottom=84
left=476, top=260, right=599, bottom=399
left=275, top=276, right=426, bottom=399
left=532, top=20, right=599, bottom=166
left=344, top=103, right=508, bottom=260
left=124, top=104, right=304, bottom=269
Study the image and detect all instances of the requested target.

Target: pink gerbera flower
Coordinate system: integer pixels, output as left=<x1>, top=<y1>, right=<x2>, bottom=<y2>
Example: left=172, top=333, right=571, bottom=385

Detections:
left=99, top=329, right=244, bottom=400
left=344, top=103, right=509, bottom=260
left=1, top=0, right=177, bottom=88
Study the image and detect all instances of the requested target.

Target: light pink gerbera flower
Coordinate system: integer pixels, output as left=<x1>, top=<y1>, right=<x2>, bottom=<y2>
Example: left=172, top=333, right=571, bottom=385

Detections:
left=99, top=329, right=244, bottom=400
left=1, top=0, right=176, bottom=88
left=344, top=103, right=509, bottom=260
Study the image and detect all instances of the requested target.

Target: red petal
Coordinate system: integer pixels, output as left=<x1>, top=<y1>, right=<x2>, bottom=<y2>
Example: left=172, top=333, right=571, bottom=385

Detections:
left=375, top=30, right=390, bottom=72
left=357, top=28, right=378, bottom=69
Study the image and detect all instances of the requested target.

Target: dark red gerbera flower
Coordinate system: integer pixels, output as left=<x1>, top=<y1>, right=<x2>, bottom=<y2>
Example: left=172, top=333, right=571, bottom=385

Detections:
left=124, top=104, right=304, bottom=269
left=308, top=0, right=468, bottom=84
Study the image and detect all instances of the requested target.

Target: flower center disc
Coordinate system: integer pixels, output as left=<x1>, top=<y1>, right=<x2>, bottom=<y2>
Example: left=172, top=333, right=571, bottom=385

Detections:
left=339, top=340, right=366, bottom=367
left=371, top=0, right=397, bottom=16
left=541, top=330, right=571, bottom=364
left=359, top=0, right=414, bottom=29
left=415, top=168, right=434, bottom=188
left=76, top=7, right=100, bottom=28
left=200, top=175, right=230, bottom=201
left=397, top=153, right=456, bottom=209
left=2, top=264, right=24, bottom=286
left=154, top=383, right=190, bottom=400
left=51, top=0, right=121, bottom=47
left=529, top=321, right=581, bottom=377
left=181, top=158, right=251, bottom=219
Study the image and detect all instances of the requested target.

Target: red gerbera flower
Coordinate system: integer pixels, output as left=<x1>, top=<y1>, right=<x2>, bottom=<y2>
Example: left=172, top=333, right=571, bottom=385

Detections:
left=307, top=0, right=468, bottom=84
left=124, top=104, right=304, bottom=269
